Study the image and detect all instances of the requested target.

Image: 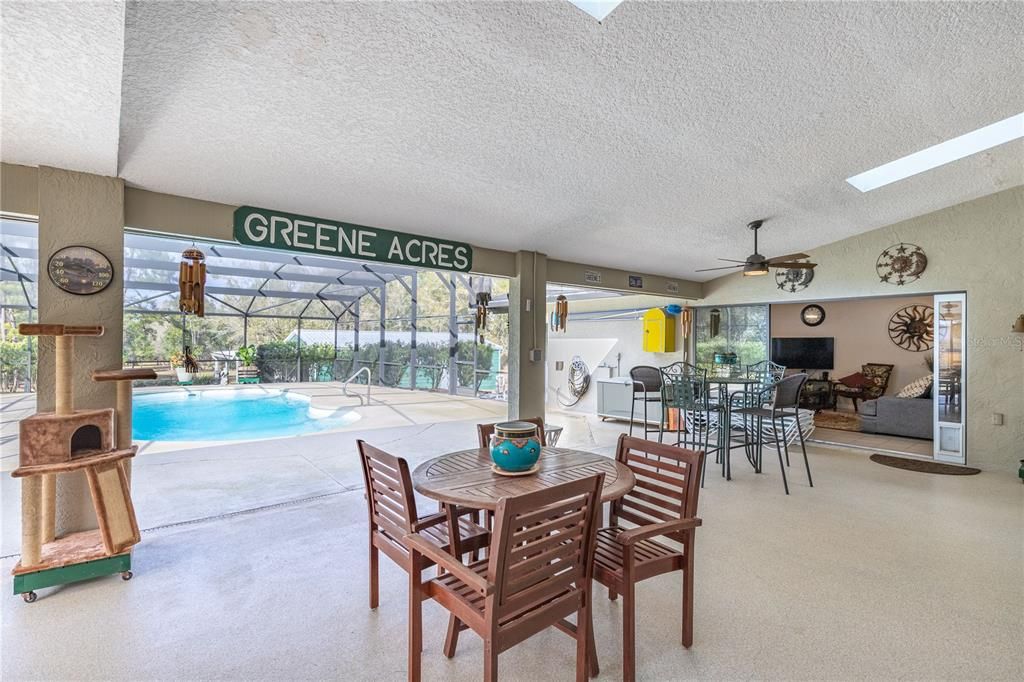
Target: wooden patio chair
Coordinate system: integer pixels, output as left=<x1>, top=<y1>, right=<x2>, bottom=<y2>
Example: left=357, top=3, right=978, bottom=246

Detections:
left=594, top=434, right=705, bottom=682
left=476, top=417, right=548, bottom=449
left=356, top=440, right=489, bottom=618
left=405, top=475, right=605, bottom=682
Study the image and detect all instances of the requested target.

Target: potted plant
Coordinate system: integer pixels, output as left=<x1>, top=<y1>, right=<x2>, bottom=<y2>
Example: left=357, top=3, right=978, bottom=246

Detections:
left=170, top=347, right=199, bottom=384
left=236, top=344, right=260, bottom=384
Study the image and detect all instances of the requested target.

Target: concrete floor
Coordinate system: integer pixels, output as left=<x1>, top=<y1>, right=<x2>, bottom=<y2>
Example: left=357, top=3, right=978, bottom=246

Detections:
left=2, top=397, right=1021, bottom=680
left=811, top=426, right=934, bottom=457
left=1, top=385, right=506, bottom=556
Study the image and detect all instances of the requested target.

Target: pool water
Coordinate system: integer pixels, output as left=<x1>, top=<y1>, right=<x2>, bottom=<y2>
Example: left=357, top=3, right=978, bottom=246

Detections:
left=132, top=389, right=360, bottom=441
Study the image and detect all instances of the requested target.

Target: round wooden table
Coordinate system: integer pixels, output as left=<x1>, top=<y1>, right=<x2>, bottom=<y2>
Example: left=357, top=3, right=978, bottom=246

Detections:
left=412, top=446, right=634, bottom=511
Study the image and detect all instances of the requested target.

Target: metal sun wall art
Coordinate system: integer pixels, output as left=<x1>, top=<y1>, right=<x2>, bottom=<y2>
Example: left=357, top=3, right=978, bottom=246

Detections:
left=888, top=304, right=934, bottom=351
left=877, top=243, right=927, bottom=285
left=775, top=264, right=814, bottom=293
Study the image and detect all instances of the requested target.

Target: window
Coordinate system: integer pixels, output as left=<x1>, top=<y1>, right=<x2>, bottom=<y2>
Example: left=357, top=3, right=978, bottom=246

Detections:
left=693, top=305, right=769, bottom=373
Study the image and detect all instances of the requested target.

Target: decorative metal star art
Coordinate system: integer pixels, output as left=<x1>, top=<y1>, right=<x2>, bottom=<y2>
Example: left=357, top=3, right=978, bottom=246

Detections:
left=888, top=304, right=934, bottom=351
left=876, top=243, right=927, bottom=285
left=775, top=264, right=815, bottom=293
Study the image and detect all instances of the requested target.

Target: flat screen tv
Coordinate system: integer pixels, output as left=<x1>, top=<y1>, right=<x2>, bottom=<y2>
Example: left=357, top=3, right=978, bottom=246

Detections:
left=771, top=337, right=834, bottom=370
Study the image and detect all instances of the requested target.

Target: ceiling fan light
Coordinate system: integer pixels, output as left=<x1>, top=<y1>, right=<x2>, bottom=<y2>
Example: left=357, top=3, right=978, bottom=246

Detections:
left=742, top=263, right=769, bottom=276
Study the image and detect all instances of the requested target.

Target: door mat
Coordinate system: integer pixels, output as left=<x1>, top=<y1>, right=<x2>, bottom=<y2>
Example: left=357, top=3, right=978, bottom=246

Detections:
left=814, top=411, right=861, bottom=432
left=869, top=454, right=980, bottom=475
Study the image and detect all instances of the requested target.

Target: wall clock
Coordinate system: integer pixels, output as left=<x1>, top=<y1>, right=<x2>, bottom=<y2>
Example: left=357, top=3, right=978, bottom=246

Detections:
left=800, top=304, right=826, bottom=326
left=47, top=245, right=114, bottom=295
left=888, top=304, right=934, bottom=351
left=877, top=243, right=927, bottom=285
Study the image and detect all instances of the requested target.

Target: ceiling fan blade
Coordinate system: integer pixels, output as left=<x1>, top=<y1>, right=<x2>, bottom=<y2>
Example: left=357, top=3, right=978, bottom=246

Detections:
left=695, top=264, right=746, bottom=272
left=770, top=262, right=817, bottom=269
left=767, top=253, right=810, bottom=263
left=717, top=258, right=748, bottom=263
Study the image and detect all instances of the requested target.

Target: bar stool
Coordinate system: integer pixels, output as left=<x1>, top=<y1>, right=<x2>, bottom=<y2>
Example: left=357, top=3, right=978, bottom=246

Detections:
left=662, top=364, right=721, bottom=487
left=629, top=365, right=665, bottom=441
left=732, top=373, right=813, bottom=495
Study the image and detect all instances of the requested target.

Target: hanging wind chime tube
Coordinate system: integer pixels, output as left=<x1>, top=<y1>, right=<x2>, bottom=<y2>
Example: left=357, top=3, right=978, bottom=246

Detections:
left=551, top=294, right=568, bottom=333
left=681, top=306, right=693, bottom=362
left=474, top=292, right=492, bottom=344
left=178, top=246, right=206, bottom=317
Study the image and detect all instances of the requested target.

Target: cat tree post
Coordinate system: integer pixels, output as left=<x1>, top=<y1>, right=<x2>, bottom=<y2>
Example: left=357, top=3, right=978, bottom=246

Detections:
left=40, top=334, right=75, bottom=544
left=20, top=476, right=42, bottom=568
left=92, top=368, right=158, bottom=482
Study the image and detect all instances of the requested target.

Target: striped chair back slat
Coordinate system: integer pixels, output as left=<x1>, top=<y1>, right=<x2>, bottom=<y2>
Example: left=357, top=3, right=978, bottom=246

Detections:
left=487, top=475, right=603, bottom=629
left=358, top=440, right=417, bottom=543
left=611, top=435, right=704, bottom=542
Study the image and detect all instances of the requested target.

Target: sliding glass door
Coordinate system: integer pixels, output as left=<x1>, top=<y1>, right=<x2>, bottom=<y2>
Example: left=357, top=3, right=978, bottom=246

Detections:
left=933, top=293, right=966, bottom=463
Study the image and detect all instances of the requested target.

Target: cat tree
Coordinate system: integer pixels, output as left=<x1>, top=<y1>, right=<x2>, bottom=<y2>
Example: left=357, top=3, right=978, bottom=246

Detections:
left=13, top=323, right=155, bottom=602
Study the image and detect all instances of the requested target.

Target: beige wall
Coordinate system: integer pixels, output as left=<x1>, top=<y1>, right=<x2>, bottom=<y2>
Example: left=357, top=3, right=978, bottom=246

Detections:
left=36, top=167, right=127, bottom=533
left=771, top=295, right=934, bottom=393
left=548, top=260, right=702, bottom=299
left=703, top=186, right=1024, bottom=473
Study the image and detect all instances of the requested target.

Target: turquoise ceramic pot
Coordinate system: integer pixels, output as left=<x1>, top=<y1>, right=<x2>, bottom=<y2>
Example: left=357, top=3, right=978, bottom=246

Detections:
left=490, top=421, right=542, bottom=472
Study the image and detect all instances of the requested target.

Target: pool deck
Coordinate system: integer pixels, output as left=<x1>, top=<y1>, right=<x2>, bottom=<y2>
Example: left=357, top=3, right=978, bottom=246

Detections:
left=1, top=383, right=512, bottom=556
left=1, top=383, right=507, bottom=464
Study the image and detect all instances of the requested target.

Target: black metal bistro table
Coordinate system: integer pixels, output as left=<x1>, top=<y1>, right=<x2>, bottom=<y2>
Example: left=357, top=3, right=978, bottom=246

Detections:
left=704, top=376, right=764, bottom=480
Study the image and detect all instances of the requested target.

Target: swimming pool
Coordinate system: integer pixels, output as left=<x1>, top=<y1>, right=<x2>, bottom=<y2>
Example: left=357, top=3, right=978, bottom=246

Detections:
left=132, top=388, right=360, bottom=441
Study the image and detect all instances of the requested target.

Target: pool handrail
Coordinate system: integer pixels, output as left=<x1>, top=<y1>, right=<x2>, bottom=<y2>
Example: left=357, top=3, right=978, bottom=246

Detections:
left=342, top=367, right=372, bottom=403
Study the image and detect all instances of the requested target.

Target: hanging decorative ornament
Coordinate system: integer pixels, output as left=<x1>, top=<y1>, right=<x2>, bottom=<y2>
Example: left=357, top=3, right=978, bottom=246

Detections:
left=178, top=245, right=206, bottom=317
left=550, top=295, right=569, bottom=333
left=680, top=306, right=694, bottom=362
left=709, top=308, right=721, bottom=337
left=474, top=292, right=492, bottom=343
left=877, top=243, right=927, bottom=286
left=888, top=304, right=934, bottom=351
left=775, top=264, right=815, bottom=293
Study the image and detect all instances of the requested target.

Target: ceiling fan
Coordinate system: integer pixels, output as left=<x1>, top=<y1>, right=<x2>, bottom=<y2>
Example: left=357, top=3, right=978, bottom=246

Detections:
left=697, top=220, right=817, bottom=277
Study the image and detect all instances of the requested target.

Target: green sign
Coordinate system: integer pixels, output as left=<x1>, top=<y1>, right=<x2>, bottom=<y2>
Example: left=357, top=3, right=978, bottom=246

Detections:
left=233, top=206, right=473, bottom=272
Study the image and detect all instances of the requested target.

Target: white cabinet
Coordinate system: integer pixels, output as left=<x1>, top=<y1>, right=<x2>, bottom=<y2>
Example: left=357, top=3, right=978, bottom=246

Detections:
left=596, top=377, right=662, bottom=424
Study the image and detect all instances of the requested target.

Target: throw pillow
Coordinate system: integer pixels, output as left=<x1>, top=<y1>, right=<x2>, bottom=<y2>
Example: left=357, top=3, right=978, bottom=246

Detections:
left=897, top=375, right=933, bottom=399
left=838, top=372, right=867, bottom=388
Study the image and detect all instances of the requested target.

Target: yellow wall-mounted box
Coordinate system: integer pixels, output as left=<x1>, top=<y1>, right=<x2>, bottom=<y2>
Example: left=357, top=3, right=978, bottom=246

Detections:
left=642, top=308, right=676, bottom=353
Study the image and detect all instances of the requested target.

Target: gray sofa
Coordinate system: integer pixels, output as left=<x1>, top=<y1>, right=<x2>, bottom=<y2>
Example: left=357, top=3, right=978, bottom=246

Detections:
left=860, top=396, right=932, bottom=439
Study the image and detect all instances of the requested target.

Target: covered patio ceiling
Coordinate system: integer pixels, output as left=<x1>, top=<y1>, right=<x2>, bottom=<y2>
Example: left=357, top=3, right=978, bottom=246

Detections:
left=4, top=2, right=1022, bottom=281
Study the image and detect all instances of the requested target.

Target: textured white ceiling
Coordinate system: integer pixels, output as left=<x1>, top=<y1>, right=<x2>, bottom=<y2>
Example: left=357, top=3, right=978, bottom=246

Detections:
left=1, top=1, right=126, bottom=176
left=4, top=1, right=1023, bottom=280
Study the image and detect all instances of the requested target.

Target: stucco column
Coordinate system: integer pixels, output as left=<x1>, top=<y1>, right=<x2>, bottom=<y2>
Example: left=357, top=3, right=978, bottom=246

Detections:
left=507, top=251, right=547, bottom=420
left=36, top=166, right=125, bottom=535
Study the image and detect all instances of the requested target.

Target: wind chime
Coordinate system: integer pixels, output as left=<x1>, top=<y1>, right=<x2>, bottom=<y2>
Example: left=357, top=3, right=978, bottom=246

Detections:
left=680, top=306, right=693, bottom=362
left=550, top=295, right=568, bottom=333
left=474, top=292, right=492, bottom=343
left=178, top=245, right=206, bottom=317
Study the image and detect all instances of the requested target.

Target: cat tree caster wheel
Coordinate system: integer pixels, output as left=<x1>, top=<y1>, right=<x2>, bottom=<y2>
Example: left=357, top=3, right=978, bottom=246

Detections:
left=121, top=571, right=133, bottom=581
left=21, top=591, right=37, bottom=603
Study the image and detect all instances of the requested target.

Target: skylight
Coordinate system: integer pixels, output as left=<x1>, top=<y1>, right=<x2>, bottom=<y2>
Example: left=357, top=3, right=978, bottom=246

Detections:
left=569, top=1, right=623, bottom=22
left=846, top=112, right=1024, bottom=192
